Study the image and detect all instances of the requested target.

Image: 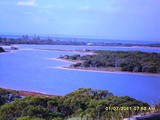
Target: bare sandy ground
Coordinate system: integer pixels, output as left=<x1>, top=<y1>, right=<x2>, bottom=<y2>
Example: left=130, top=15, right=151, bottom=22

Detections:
left=52, top=66, right=160, bottom=76
left=46, top=57, right=160, bottom=77
left=45, top=58, right=77, bottom=63
left=0, top=87, right=58, bottom=97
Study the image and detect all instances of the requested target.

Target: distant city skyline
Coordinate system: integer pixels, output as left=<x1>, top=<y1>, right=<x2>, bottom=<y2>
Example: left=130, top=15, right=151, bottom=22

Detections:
left=0, top=0, right=159, bottom=41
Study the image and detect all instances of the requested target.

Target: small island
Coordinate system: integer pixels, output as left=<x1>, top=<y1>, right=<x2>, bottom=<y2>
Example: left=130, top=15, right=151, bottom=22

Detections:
left=58, top=51, right=160, bottom=74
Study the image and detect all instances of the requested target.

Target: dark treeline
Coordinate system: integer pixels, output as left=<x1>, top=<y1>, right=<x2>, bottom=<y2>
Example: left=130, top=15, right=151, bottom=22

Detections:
left=0, top=36, right=86, bottom=45
left=59, top=51, right=160, bottom=74
left=0, top=88, right=151, bottom=120
left=0, top=47, right=5, bottom=52
left=0, top=36, right=160, bottom=47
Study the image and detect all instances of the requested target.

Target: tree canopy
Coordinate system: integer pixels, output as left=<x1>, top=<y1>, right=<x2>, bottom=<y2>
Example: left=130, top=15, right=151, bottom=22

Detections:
left=60, top=51, right=160, bottom=74
left=0, top=88, right=150, bottom=120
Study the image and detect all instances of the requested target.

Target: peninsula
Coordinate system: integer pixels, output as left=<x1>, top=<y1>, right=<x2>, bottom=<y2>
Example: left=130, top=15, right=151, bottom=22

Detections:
left=58, top=50, right=160, bottom=74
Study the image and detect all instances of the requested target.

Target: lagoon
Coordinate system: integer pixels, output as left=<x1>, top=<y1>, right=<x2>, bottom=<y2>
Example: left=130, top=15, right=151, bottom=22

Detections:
left=0, top=45, right=160, bottom=105
left=19, top=44, right=160, bottom=53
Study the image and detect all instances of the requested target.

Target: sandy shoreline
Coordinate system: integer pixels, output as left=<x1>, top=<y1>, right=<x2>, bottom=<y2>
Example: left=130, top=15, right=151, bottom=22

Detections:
left=45, top=58, right=77, bottom=63
left=34, top=48, right=95, bottom=55
left=46, top=57, right=160, bottom=76
left=0, top=87, right=59, bottom=97
left=52, top=66, right=160, bottom=76
left=47, top=57, right=160, bottom=77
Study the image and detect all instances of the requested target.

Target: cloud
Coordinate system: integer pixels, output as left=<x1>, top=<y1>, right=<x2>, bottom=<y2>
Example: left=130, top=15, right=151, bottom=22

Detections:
left=80, top=5, right=91, bottom=11
left=17, top=0, right=37, bottom=6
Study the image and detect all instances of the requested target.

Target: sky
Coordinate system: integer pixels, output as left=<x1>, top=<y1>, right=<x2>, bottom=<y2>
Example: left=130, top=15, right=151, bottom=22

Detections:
left=0, top=0, right=159, bottom=41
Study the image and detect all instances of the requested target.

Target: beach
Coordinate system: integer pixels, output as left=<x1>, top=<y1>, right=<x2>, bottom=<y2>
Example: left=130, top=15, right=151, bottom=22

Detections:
left=49, top=58, right=160, bottom=77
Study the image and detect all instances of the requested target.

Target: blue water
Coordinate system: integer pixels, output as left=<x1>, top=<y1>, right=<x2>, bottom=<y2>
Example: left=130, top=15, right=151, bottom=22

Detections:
left=18, top=45, right=160, bottom=53
left=0, top=45, right=160, bottom=105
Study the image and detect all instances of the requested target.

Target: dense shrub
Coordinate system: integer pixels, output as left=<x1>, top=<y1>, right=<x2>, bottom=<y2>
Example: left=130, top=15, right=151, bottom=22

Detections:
left=61, top=51, right=160, bottom=74
left=0, top=88, right=150, bottom=119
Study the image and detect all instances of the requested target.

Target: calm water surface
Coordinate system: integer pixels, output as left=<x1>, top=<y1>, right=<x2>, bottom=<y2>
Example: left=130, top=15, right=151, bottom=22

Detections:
left=0, top=45, right=160, bottom=105
left=18, top=45, right=160, bottom=53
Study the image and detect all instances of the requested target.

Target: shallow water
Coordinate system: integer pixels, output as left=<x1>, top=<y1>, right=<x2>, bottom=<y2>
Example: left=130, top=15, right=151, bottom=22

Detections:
left=0, top=45, right=160, bottom=105
left=18, top=44, right=160, bottom=53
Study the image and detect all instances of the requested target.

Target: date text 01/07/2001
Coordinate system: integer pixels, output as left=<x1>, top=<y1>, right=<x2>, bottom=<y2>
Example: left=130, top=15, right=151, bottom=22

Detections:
left=105, top=106, right=156, bottom=111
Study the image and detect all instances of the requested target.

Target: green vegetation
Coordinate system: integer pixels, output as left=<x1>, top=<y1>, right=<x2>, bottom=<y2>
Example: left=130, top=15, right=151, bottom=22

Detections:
left=0, top=88, right=151, bottom=120
left=0, top=37, right=86, bottom=45
left=60, top=51, right=160, bottom=74
left=0, top=36, right=160, bottom=47
left=0, top=88, right=21, bottom=106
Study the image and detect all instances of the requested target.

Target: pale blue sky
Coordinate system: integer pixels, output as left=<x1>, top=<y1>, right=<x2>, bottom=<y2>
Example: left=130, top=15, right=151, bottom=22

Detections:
left=0, top=0, right=159, bottom=41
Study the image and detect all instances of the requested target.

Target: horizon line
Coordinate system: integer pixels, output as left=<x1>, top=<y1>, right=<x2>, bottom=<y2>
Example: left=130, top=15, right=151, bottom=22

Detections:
left=0, top=32, right=159, bottom=42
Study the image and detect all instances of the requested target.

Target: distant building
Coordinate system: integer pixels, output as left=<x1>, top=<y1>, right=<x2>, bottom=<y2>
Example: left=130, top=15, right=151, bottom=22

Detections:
left=87, top=43, right=94, bottom=46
